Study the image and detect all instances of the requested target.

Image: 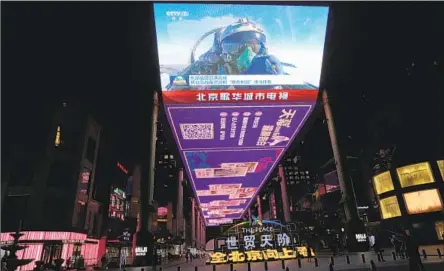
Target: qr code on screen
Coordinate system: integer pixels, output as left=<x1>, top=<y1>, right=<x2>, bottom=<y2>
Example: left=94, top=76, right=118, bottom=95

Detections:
left=180, top=123, right=214, bottom=140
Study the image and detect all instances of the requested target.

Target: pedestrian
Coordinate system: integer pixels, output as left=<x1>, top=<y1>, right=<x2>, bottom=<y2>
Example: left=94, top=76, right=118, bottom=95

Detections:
left=185, top=251, right=189, bottom=263
left=306, top=243, right=313, bottom=262
left=402, top=229, right=425, bottom=271
left=152, top=249, right=158, bottom=270
left=390, top=235, right=401, bottom=257
left=100, top=255, right=107, bottom=270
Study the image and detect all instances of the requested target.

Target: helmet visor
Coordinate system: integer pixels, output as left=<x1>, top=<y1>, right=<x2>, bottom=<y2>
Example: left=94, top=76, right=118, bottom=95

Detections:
left=222, top=31, right=266, bottom=55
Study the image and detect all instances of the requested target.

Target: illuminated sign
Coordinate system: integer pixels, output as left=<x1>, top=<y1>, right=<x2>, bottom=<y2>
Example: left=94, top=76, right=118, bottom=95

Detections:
left=55, top=126, right=61, bottom=147
left=373, top=171, right=394, bottom=195
left=324, top=170, right=340, bottom=193
left=437, top=160, right=444, bottom=180
left=209, top=218, right=312, bottom=264
left=379, top=196, right=402, bottom=219
left=113, top=188, right=126, bottom=199
left=396, top=162, right=434, bottom=188
left=117, top=162, right=128, bottom=174
left=355, top=233, right=367, bottom=243
left=135, top=247, right=148, bottom=256
left=154, top=3, right=329, bottom=225
left=109, top=187, right=126, bottom=220
left=208, top=248, right=304, bottom=264
left=157, top=207, right=168, bottom=222
left=403, top=189, right=444, bottom=215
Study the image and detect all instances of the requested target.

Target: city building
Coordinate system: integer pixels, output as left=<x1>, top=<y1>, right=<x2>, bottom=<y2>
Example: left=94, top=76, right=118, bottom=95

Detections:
left=93, top=136, right=135, bottom=266
left=1, top=103, right=105, bottom=269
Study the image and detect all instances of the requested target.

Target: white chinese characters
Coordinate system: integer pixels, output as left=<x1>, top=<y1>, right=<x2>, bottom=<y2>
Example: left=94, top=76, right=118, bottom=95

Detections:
left=195, top=92, right=289, bottom=102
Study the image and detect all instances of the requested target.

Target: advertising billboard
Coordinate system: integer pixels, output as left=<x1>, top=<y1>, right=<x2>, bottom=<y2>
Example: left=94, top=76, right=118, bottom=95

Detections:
left=403, top=189, right=444, bottom=215
left=157, top=206, right=168, bottom=222
left=379, top=196, right=402, bottom=220
left=372, top=171, right=394, bottom=195
left=396, top=162, right=435, bottom=188
left=154, top=3, right=329, bottom=225
left=323, top=170, right=341, bottom=194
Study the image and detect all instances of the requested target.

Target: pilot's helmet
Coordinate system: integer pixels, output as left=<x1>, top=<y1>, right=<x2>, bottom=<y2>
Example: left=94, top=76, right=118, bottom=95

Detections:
left=220, top=18, right=267, bottom=56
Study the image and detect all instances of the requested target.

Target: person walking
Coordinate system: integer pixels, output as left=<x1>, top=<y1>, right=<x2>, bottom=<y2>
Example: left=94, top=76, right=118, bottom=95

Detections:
left=390, top=235, right=401, bottom=257
left=100, top=255, right=107, bottom=270
left=152, top=248, right=158, bottom=271
left=185, top=251, right=189, bottom=263
left=402, top=229, right=425, bottom=271
left=306, top=243, right=313, bottom=262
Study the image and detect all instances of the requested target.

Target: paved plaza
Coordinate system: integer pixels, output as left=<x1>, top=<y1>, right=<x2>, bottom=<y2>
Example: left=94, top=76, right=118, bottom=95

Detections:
left=111, top=252, right=444, bottom=271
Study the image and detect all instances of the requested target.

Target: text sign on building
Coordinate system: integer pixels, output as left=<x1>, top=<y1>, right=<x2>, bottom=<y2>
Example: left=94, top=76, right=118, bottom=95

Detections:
left=135, top=247, right=148, bottom=256
left=208, top=218, right=313, bottom=264
left=154, top=3, right=329, bottom=225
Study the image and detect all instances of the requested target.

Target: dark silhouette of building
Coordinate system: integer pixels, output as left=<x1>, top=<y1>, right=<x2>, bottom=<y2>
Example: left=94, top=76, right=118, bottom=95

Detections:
left=2, top=103, right=104, bottom=237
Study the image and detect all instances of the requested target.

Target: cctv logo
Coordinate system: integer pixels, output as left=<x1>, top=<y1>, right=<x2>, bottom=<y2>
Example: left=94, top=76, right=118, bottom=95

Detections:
left=166, top=11, right=189, bottom=17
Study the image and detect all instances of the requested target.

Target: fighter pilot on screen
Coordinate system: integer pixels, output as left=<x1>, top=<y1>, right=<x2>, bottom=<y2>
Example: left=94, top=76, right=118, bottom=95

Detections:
left=167, top=19, right=316, bottom=91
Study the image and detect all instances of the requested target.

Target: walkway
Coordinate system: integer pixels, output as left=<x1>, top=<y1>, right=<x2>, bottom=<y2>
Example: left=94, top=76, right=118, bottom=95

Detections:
left=108, top=252, right=444, bottom=271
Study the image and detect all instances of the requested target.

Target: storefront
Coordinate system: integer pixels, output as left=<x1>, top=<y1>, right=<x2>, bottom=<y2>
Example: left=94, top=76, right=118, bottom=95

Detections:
left=373, top=160, right=444, bottom=245
left=0, top=231, right=103, bottom=271
left=105, top=239, right=132, bottom=267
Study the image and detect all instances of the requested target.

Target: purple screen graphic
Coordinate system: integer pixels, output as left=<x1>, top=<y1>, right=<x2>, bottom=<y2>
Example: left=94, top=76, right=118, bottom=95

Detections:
left=164, top=101, right=315, bottom=225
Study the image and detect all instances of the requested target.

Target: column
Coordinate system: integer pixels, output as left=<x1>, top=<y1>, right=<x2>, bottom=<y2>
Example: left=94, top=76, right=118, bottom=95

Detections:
left=196, top=208, right=201, bottom=248
left=147, top=91, right=159, bottom=230
left=191, top=198, right=196, bottom=246
left=176, top=168, right=184, bottom=237
left=202, top=222, right=206, bottom=250
left=278, top=165, right=291, bottom=222
left=322, top=90, right=359, bottom=222
left=256, top=195, right=263, bottom=220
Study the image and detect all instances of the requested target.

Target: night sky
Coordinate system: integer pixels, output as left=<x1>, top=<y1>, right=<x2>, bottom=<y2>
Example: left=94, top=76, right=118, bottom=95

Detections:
left=2, top=2, right=444, bottom=169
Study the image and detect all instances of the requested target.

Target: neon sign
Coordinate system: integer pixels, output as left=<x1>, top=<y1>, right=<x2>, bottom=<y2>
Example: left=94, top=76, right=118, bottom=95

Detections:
left=117, top=162, right=128, bottom=174
left=154, top=3, right=329, bottom=225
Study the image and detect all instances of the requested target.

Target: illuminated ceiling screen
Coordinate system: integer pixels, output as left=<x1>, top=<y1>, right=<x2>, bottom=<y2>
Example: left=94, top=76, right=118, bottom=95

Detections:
left=154, top=3, right=329, bottom=225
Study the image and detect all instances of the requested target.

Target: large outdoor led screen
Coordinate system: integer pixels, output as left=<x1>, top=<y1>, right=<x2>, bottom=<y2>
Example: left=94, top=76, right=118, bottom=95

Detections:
left=154, top=3, right=329, bottom=225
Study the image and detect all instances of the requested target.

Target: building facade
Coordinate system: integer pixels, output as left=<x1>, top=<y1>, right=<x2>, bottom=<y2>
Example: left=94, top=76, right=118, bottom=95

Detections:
left=1, top=103, right=104, bottom=268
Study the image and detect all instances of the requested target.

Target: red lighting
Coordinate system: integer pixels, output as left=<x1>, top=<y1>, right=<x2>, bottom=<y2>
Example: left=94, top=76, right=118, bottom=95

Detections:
left=0, top=231, right=100, bottom=269
left=117, top=162, right=128, bottom=174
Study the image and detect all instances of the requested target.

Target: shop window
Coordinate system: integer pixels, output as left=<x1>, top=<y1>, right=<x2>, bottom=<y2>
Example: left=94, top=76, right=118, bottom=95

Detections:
left=435, top=221, right=444, bottom=240
left=72, top=243, right=82, bottom=262
left=379, top=196, right=402, bottom=219
left=42, top=244, right=62, bottom=264
left=403, top=189, right=444, bottom=215
left=396, top=162, right=434, bottom=188
left=373, top=171, right=394, bottom=195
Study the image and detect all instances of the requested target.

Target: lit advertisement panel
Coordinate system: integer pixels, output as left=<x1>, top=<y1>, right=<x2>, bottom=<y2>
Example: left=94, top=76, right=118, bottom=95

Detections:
left=403, top=189, right=444, bottom=215
left=396, top=162, right=434, bottom=188
left=437, top=160, right=444, bottom=180
left=323, top=170, right=340, bottom=193
left=373, top=171, right=394, bottom=195
left=379, top=196, right=402, bottom=220
left=154, top=3, right=329, bottom=225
